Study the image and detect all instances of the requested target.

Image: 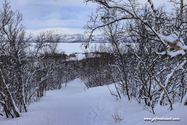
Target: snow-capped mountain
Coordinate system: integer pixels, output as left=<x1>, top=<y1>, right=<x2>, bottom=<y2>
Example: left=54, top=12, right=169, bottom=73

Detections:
left=59, top=34, right=109, bottom=43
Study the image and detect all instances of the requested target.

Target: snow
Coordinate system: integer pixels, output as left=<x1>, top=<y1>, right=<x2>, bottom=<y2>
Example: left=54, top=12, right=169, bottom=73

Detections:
left=168, top=50, right=186, bottom=57
left=57, top=43, right=88, bottom=55
left=182, top=93, right=187, bottom=105
left=0, top=78, right=187, bottom=125
left=28, top=43, right=110, bottom=55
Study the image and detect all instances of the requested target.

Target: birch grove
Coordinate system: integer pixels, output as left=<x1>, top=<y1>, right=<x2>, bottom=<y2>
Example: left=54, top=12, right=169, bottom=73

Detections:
left=0, top=0, right=76, bottom=118
left=83, top=0, right=187, bottom=113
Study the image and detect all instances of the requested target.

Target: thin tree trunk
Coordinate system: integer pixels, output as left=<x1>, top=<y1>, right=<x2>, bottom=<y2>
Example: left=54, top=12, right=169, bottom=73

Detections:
left=153, top=75, right=173, bottom=110
left=180, top=0, right=183, bottom=23
left=111, top=75, right=121, bottom=99
left=0, top=69, right=20, bottom=117
left=112, top=39, right=130, bottom=101
left=148, top=0, right=158, bottom=32
left=124, top=73, right=130, bottom=101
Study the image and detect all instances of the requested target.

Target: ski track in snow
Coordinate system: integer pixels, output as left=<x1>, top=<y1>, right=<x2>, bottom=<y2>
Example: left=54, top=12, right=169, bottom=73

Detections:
left=0, top=78, right=187, bottom=125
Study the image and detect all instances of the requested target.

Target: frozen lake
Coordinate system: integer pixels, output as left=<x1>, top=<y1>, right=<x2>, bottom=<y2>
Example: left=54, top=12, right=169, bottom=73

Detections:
left=57, top=43, right=89, bottom=55
left=28, top=43, right=106, bottom=55
left=28, top=42, right=136, bottom=55
left=56, top=43, right=110, bottom=55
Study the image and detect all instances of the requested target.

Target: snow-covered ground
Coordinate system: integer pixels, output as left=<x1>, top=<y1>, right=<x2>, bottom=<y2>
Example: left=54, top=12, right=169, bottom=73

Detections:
left=0, top=79, right=186, bottom=125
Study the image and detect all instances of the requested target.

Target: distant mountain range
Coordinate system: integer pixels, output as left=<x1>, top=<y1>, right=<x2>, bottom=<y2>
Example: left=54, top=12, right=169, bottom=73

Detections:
left=58, top=34, right=109, bottom=43
left=58, top=34, right=132, bottom=43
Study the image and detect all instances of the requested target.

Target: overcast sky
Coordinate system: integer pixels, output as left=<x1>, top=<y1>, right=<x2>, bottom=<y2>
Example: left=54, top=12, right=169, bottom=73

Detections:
left=0, top=0, right=172, bottom=35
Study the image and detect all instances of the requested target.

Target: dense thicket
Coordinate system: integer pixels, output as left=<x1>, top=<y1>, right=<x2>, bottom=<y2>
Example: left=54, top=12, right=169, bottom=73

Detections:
left=0, top=0, right=78, bottom=118
left=82, top=0, right=187, bottom=114
left=79, top=42, right=187, bottom=114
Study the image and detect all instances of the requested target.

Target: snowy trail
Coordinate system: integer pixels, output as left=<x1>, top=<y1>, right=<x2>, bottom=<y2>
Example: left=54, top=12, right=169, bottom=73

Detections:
left=0, top=78, right=187, bottom=125
left=0, top=79, right=117, bottom=125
